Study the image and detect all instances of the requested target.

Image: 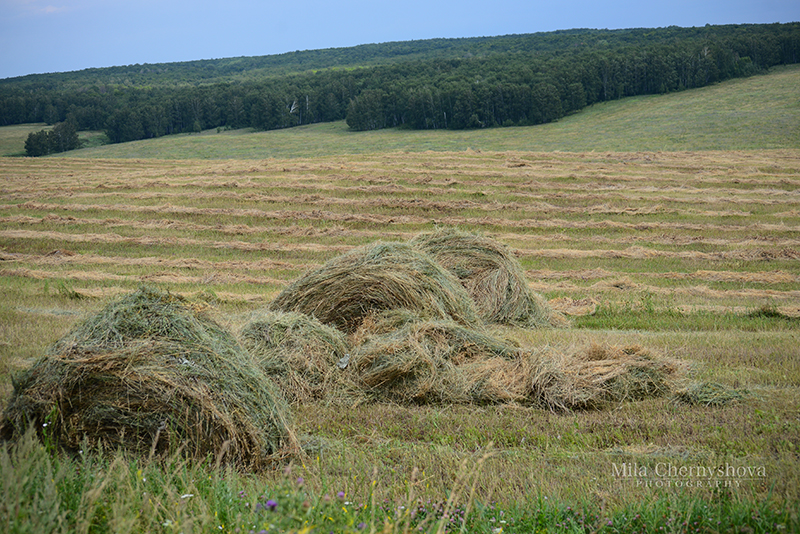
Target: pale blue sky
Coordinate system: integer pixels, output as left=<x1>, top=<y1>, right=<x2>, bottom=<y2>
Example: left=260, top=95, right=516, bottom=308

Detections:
left=1, top=0, right=798, bottom=79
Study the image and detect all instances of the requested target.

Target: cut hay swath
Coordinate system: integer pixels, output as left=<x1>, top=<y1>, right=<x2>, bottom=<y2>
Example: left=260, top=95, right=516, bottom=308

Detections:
left=240, top=310, right=351, bottom=403
left=269, top=241, right=480, bottom=333
left=410, top=228, right=565, bottom=327
left=0, top=286, right=296, bottom=469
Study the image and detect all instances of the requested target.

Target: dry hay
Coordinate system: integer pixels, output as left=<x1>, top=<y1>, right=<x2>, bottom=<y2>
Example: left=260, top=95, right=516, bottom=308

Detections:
left=240, top=310, right=351, bottom=403
left=0, top=286, right=295, bottom=469
left=350, top=314, right=522, bottom=404
left=262, top=233, right=683, bottom=410
left=349, top=318, right=681, bottom=410
left=269, top=241, right=480, bottom=333
left=548, top=297, right=599, bottom=317
left=410, top=228, right=564, bottom=327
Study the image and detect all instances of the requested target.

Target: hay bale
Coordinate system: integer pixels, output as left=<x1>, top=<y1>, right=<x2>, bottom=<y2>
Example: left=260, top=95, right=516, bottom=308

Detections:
left=240, top=310, right=350, bottom=403
left=0, top=286, right=295, bottom=469
left=48, top=284, right=217, bottom=353
left=410, top=228, right=563, bottom=327
left=269, top=242, right=480, bottom=333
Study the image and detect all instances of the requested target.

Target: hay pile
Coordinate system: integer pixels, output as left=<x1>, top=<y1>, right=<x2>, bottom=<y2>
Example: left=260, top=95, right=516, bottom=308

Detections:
left=350, top=313, right=521, bottom=404
left=349, top=314, right=680, bottom=410
left=530, top=343, right=680, bottom=411
left=256, top=232, right=684, bottom=410
left=410, top=228, right=564, bottom=327
left=241, top=310, right=350, bottom=403
left=0, top=286, right=295, bottom=469
left=269, top=241, right=480, bottom=333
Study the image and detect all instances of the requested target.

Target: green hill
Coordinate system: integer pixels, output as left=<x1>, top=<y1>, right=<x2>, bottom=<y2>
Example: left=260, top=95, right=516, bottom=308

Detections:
left=43, top=64, right=799, bottom=159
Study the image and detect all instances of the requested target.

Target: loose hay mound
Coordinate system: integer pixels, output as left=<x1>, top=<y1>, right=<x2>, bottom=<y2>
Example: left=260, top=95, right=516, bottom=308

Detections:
left=351, top=314, right=525, bottom=404
left=241, top=310, right=350, bottom=403
left=410, top=228, right=563, bottom=327
left=269, top=242, right=480, bottom=333
left=0, top=286, right=295, bottom=469
left=535, top=343, right=682, bottom=411
left=351, top=319, right=681, bottom=410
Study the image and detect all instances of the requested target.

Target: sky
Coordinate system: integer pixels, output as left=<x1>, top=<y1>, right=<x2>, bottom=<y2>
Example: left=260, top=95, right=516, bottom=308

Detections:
left=1, top=0, right=798, bottom=80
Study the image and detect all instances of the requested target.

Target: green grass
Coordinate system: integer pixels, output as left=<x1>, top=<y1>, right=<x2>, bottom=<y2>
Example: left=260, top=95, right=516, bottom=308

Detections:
left=1, top=422, right=797, bottom=534
left=0, top=124, right=49, bottom=157
left=0, top=124, right=107, bottom=157
left=36, top=65, right=799, bottom=159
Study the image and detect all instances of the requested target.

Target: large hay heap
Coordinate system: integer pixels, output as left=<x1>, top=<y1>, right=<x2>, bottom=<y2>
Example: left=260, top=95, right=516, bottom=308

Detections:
left=258, top=231, right=684, bottom=410
left=269, top=241, right=480, bottom=333
left=0, top=286, right=295, bottom=469
left=410, top=228, right=563, bottom=327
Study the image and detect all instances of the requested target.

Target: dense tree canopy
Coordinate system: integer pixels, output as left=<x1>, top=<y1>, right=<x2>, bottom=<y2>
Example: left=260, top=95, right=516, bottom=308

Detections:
left=2, top=23, right=798, bottom=148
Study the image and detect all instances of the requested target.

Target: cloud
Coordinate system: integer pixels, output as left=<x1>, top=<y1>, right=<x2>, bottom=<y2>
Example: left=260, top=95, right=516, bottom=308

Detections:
left=4, top=0, right=73, bottom=16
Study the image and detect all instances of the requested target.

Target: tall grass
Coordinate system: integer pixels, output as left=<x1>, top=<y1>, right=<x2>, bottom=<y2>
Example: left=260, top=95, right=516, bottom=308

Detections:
left=1, top=429, right=796, bottom=534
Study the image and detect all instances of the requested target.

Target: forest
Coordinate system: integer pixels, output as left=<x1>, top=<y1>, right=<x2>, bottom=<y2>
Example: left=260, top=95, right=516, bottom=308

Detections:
left=1, top=23, right=798, bottom=149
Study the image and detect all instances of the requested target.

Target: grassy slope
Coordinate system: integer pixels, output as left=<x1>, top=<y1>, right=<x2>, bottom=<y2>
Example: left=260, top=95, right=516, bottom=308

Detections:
left=40, top=64, right=800, bottom=159
left=0, top=65, right=798, bottom=533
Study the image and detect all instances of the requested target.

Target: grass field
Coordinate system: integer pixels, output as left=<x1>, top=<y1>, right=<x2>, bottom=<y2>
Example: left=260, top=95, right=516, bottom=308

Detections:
left=1, top=66, right=799, bottom=533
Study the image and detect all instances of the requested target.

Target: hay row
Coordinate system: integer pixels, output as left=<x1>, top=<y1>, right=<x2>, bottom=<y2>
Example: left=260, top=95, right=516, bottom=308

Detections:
left=5, top=187, right=768, bottom=218
left=8, top=215, right=800, bottom=258
left=11, top=201, right=800, bottom=234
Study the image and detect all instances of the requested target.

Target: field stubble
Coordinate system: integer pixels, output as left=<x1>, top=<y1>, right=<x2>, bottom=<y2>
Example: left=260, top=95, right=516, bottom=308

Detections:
left=1, top=149, right=799, bottom=522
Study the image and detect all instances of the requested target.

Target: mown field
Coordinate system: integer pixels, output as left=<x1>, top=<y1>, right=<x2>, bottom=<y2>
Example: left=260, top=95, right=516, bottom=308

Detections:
left=0, top=66, right=799, bottom=533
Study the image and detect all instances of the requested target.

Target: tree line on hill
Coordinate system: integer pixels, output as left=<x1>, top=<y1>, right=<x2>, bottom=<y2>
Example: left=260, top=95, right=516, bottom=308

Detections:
left=3, top=23, right=798, bottom=155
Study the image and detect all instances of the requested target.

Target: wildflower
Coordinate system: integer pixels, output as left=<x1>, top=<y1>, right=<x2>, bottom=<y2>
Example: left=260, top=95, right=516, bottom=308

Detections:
left=357, top=523, right=367, bottom=530
left=266, top=499, right=278, bottom=511
left=337, top=491, right=345, bottom=500
left=297, top=477, right=304, bottom=486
